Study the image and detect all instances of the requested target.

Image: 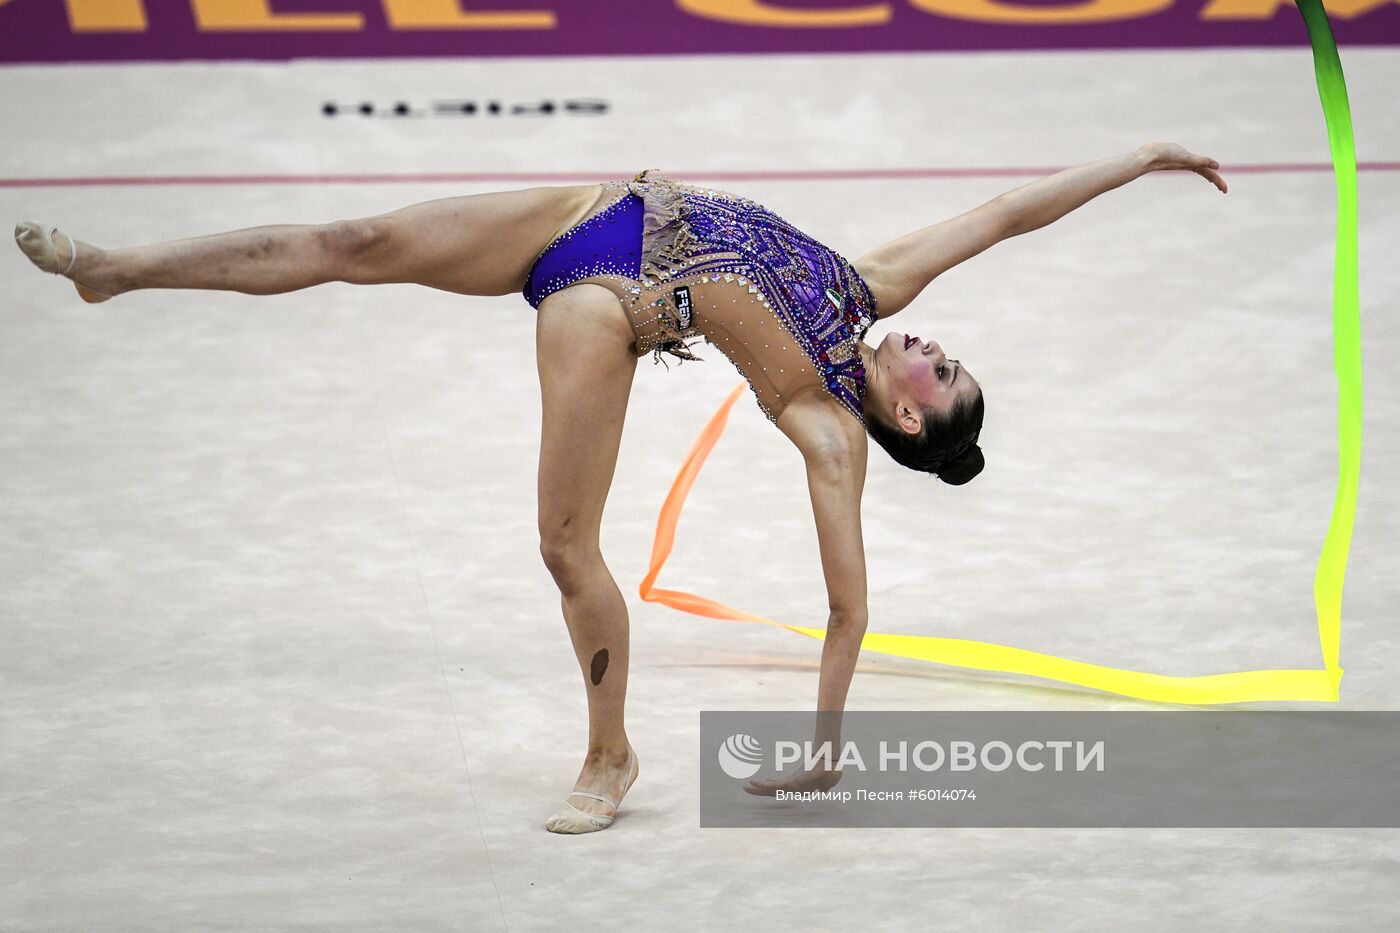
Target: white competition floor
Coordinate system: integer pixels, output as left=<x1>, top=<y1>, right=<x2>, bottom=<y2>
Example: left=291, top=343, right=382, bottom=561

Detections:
left=2, top=49, right=1398, bottom=930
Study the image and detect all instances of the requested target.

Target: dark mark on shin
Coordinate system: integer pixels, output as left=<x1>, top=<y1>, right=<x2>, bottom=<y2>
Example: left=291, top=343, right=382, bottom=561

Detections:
left=590, top=648, right=609, bottom=686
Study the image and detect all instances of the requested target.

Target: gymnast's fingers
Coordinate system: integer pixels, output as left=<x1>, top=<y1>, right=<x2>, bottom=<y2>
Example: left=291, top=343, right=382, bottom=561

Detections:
left=742, top=778, right=783, bottom=797
left=1197, top=165, right=1229, bottom=193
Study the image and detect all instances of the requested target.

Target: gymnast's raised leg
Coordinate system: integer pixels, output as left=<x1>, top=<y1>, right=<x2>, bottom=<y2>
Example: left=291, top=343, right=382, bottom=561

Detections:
left=13, top=182, right=645, bottom=833
left=14, top=182, right=608, bottom=301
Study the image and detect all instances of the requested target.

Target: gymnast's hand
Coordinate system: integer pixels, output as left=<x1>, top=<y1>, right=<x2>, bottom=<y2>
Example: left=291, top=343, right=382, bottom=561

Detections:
left=742, top=765, right=843, bottom=797
left=1138, top=141, right=1229, bottom=194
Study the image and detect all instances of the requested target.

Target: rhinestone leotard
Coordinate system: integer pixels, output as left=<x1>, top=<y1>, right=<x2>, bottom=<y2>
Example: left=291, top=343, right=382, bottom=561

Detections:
left=522, top=169, right=879, bottom=427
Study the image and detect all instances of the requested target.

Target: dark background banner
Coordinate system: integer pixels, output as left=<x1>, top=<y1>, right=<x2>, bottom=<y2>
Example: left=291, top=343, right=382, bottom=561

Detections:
left=1, top=0, right=1397, bottom=64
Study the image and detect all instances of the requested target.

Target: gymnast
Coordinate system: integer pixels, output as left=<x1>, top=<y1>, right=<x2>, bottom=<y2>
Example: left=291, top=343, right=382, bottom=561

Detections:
left=14, top=142, right=1227, bottom=833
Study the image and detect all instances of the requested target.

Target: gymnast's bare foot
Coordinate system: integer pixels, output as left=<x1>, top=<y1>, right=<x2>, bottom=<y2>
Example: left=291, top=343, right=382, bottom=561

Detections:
left=545, top=742, right=639, bottom=834
left=14, top=222, right=115, bottom=303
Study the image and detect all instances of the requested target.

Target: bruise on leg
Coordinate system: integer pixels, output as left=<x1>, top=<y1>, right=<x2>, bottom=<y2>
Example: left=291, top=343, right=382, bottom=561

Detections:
left=590, top=648, right=609, bottom=686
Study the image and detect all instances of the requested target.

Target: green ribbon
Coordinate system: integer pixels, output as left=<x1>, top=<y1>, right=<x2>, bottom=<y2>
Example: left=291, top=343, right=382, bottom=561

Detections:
left=1298, top=0, right=1359, bottom=699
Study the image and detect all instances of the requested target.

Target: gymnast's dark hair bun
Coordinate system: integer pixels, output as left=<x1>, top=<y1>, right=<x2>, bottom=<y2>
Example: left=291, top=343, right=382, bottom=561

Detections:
left=865, top=388, right=987, bottom=485
left=935, top=443, right=985, bottom=486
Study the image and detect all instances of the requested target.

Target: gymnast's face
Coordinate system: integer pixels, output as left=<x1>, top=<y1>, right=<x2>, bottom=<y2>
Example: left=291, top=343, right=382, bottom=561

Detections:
left=867, top=331, right=980, bottom=434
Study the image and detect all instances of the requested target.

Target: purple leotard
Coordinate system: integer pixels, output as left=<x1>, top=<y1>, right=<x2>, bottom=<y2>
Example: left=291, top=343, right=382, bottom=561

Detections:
left=522, top=170, right=878, bottom=427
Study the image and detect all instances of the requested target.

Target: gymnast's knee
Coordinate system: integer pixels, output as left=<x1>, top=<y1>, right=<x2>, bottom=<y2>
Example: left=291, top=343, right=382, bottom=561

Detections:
left=539, top=535, right=603, bottom=592
left=316, top=218, right=395, bottom=280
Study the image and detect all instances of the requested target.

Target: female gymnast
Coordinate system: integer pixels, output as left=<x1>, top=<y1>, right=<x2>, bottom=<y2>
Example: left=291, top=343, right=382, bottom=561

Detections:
left=14, top=142, right=1226, bottom=833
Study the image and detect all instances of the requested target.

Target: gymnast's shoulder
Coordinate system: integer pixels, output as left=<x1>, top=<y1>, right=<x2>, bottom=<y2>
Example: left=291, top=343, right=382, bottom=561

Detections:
left=776, top=384, right=868, bottom=471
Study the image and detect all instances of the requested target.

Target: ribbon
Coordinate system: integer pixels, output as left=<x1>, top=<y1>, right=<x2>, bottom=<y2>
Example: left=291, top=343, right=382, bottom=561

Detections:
left=638, top=0, right=1358, bottom=706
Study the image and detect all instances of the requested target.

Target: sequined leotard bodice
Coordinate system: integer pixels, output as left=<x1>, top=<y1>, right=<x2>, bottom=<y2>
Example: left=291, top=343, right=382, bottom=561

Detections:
left=522, top=170, right=878, bottom=427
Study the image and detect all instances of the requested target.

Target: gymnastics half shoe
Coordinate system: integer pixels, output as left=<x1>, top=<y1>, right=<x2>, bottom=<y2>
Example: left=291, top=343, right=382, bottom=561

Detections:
left=15, top=222, right=113, bottom=304
left=545, top=746, right=639, bottom=834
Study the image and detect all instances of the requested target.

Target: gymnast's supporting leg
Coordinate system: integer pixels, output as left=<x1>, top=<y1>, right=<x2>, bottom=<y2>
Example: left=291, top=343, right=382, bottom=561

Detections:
left=535, top=285, right=641, bottom=834
left=14, top=183, right=607, bottom=300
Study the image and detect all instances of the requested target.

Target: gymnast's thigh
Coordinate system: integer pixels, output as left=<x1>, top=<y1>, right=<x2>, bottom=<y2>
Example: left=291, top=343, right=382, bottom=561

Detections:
left=535, top=283, right=639, bottom=544
left=363, top=182, right=607, bottom=296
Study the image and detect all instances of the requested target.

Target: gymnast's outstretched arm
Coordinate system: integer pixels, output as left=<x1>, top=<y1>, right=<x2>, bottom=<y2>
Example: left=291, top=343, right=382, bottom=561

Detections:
left=994, top=141, right=1227, bottom=238
left=853, top=142, right=1227, bottom=320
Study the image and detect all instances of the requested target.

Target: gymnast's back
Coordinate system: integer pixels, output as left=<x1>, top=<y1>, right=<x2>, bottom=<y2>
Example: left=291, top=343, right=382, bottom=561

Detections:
left=522, top=170, right=879, bottom=433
